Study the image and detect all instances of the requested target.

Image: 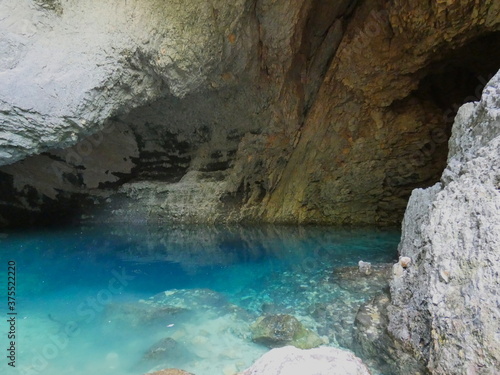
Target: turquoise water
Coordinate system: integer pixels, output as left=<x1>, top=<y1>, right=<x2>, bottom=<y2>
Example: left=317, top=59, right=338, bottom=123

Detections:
left=0, top=225, right=399, bottom=375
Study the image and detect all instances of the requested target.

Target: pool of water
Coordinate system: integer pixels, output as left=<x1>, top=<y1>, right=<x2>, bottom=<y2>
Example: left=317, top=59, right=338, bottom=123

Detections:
left=0, top=224, right=400, bottom=375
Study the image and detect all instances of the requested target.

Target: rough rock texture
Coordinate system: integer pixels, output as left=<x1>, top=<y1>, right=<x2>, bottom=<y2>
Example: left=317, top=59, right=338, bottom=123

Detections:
left=242, top=345, right=372, bottom=375
left=0, top=0, right=258, bottom=164
left=263, top=1, right=500, bottom=225
left=2, top=1, right=500, bottom=227
left=386, top=71, right=500, bottom=374
left=330, top=264, right=392, bottom=294
left=353, top=291, right=426, bottom=375
left=317, top=264, right=393, bottom=348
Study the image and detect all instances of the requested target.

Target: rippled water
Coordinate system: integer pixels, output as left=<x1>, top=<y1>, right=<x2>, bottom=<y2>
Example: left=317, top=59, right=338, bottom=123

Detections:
left=0, top=224, right=399, bottom=375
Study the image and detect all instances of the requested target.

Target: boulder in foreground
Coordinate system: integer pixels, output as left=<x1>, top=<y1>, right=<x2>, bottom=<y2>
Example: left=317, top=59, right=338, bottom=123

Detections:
left=242, top=345, right=371, bottom=375
left=145, top=369, right=194, bottom=375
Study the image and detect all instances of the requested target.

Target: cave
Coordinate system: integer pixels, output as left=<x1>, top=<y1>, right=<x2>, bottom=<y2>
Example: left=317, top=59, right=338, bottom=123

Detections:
left=416, top=31, right=500, bottom=118
left=3, top=31, right=500, bottom=229
left=380, top=31, right=500, bottom=224
left=0, top=1, right=499, bottom=374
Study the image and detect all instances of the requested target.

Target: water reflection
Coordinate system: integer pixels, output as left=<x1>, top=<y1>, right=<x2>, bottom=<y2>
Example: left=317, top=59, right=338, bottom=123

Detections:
left=107, top=224, right=399, bottom=271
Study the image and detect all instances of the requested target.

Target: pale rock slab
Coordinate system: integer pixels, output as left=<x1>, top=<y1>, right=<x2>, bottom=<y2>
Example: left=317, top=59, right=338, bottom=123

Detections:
left=242, top=346, right=371, bottom=375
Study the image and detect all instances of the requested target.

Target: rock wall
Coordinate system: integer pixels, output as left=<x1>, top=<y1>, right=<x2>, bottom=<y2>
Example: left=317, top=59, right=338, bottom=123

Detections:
left=262, top=0, right=500, bottom=225
left=386, top=71, right=500, bottom=374
left=0, top=0, right=259, bottom=164
left=1, top=0, right=500, bottom=227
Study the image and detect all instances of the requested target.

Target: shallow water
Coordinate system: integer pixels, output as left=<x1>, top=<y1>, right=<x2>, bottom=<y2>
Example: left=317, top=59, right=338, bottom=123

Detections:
left=0, top=224, right=399, bottom=375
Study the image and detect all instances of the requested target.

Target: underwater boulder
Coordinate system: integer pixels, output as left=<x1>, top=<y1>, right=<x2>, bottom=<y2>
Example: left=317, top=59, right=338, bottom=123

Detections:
left=151, top=289, right=229, bottom=311
left=104, top=301, right=187, bottom=327
left=330, top=264, right=392, bottom=294
left=138, top=337, right=197, bottom=373
left=143, top=337, right=182, bottom=361
left=251, top=314, right=323, bottom=349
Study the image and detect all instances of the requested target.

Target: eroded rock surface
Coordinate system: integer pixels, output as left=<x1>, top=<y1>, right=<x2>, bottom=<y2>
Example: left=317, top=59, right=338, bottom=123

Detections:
left=386, top=71, right=500, bottom=374
left=0, top=0, right=257, bottom=164
left=142, top=338, right=186, bottom=362
left=2, top=1, right=500, bottom=227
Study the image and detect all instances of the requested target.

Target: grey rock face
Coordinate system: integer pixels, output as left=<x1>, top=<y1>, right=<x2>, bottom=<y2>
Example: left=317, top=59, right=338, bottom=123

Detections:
left=387, top=71, right=500, bottom=374
left=0, top=0, right=349, bottom=227
left=0, top=0, right=257, bottom=165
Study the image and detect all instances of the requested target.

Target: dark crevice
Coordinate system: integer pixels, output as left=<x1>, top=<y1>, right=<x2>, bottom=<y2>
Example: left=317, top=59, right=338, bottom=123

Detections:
left=415, top=31, right=500, bottom=116
left=381, top=31, right=500, bottom=224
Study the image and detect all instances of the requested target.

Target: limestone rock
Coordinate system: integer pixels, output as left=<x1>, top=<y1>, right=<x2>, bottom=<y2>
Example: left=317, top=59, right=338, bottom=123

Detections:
left=0, top=0, right=257, bottom=165
left=398, top=257, right=411, bottom=269
left=242, top=346, right=372, bottom=375
left=145, top=370, right=193, bottom=375
left=387, top=71, right=500, bottom=373
left=262, top=0, right=500, bottom=226
left=3, top=1, right=500, bottom=228
left=251, top=314, right=323, bottom=349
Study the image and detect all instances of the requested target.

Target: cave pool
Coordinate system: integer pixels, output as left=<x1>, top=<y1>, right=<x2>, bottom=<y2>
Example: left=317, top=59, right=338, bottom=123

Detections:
left=0, top=224, right=399, bottom=375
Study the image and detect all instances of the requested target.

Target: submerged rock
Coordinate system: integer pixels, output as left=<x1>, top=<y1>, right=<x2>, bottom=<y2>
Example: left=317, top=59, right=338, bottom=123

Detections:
left=310, top=298, right=361, bottom=349
left=330, top=264, right=392, bottom=294
left=242, top=346, right=372, bottom=375
left=310, top=263, right=393, bottom=348
left=104, top=302, right=187, bottom=327
left=251, top=314, right=323, bottom=349
left=148, top=289, right=254, bottom=320
left=123, top=288, right=265, bottom=374
left=135, top=336, right=198, bottom=373
left=143, top=338, right=183, bottom=361
left=353, top=291, right=427, bottom=375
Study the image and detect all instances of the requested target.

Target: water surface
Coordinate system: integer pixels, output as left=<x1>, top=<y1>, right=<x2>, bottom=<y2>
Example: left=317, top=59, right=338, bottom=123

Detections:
left=0, top=224, right=399, bottom=375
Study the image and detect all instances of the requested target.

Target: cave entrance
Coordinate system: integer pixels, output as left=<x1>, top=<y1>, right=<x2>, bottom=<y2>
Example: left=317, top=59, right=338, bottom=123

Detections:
left=384, top=31, right=500, bottom=224
left=416, top=31, right=500, bottom=121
